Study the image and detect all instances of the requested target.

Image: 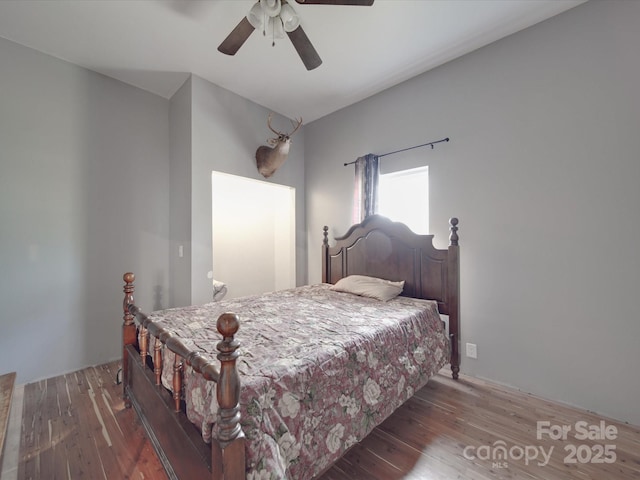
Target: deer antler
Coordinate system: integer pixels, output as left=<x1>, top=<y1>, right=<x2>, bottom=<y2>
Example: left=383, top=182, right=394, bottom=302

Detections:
left=266, top=113, right=280, bottom=136
left=266, top=114, right=303, bottom=137
left=288, top=117, right=303, bottom=137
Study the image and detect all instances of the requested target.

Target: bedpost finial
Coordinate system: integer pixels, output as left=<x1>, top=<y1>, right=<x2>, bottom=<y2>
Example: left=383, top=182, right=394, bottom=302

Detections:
left=217, top=313, right=240, bottom=338
left=123, top=272, right=136, bottom=326
left=215, top=312, right=244, bottom=448
left=449, top=217, right=459, bottom=246
left=322, top=225, right=329, bottom=246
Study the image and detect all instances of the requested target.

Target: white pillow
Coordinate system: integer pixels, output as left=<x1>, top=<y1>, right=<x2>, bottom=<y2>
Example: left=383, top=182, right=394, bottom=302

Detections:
left=330, top=275, right=405, bottom=302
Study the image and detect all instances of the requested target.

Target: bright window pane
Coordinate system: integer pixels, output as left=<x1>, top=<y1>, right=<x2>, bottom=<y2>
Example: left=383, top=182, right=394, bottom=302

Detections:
left=378, top=166, right=429, bottom=234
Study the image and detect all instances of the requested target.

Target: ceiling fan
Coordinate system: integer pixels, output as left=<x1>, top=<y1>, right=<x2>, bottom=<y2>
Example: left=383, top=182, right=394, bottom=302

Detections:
left=218, top=0, right=375, bottom=71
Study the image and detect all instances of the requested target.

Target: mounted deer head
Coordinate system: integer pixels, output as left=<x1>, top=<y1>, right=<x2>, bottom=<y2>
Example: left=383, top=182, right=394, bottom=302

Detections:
left=256, top=114, right=303, bottom=178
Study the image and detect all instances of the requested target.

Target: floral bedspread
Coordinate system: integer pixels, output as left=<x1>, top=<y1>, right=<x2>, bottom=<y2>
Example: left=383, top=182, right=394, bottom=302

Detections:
left=146, top=284, right=449, bottom=480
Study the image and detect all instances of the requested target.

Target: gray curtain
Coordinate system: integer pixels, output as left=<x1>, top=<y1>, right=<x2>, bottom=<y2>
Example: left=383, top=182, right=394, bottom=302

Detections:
left=352, top=153, right=380, bottom=223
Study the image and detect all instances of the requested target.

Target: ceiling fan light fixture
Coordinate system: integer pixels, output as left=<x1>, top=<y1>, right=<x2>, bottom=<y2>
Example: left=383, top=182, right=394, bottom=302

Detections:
left=222, top=0, right=374, bottom=69
left=259, top=0, right=282, bottom=17
left=266, top=16, right=286, bottom=41
left=280, top=3, right=300, bottom=32
left=247, top=2, right=264, bottom=29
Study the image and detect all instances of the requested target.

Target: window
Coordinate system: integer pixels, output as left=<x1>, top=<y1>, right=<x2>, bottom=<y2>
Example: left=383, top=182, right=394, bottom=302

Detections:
left=378, top=166, right=429, bottom=234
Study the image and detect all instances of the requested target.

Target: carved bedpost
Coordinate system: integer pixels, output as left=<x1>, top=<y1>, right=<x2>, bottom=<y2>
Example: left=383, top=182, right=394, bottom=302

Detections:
left=448, top=218, right=460, bottom=380
left=322, top=226, right=329, bottom=284
left=213, top=313, right=246, bottom=480
left=449, top=217, right=459, bottom=247
left=122, top=272, right=137, bottom=405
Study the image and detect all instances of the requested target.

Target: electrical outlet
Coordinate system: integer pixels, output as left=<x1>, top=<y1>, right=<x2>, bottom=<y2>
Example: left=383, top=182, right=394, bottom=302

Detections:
left=466, top=342, right=478, bottom=359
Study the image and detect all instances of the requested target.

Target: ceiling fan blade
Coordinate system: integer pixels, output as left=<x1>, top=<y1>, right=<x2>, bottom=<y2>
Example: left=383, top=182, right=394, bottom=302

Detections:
left=218, top=17, right=256, bottom=56
left=287, top=26, right=323, bottom=71
left=294, top=0, right=374, bottom=5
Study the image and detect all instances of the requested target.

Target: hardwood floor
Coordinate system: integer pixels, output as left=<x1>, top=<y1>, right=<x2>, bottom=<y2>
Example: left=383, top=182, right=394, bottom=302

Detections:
left=17, top=362, right=165, bottom=480
left=12, top=362, right=640, bottom=479
left=319, top=374, right=640, bottom=480
left=0, top=372, right=17, bottom=471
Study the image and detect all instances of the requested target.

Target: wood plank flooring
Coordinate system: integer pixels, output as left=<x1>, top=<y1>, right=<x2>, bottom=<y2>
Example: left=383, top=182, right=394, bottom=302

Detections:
left=0, top=372, right=17, bottom=464
left=17, top=362, right=165, bottom=480
left=14, top=362, right=640, bottom=480
left=319, top=374, right=640, bottom=480
left=1, top=383, right=23, bottom=480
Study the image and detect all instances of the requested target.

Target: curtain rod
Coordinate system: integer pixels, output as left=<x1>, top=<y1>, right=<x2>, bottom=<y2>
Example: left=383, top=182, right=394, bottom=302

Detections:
left=343, top=137, right=450, bottom=166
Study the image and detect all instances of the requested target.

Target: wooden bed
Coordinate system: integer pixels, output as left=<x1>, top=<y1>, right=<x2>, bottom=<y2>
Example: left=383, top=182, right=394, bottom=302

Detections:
left=121, top=214, right=460, bottom=480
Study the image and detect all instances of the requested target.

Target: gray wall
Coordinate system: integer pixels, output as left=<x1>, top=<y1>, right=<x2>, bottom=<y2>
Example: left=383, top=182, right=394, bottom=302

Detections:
left=169, top=78, right=192, bottom=307
left=305, top=0, right=640, bottom=426
left=0, top=37, right=171, bottom=383
left=0, top=40, right=309, bottom=382
left=189, top=75, right=307, bottom=305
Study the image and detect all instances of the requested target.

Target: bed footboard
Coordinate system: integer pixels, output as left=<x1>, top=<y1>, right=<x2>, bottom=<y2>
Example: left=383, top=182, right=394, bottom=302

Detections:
left=122, top=273, right=246, bottom=480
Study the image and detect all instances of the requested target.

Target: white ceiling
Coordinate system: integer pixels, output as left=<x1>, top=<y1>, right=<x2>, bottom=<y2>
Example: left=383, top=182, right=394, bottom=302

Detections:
left=0, top=0, right=586, bottom=122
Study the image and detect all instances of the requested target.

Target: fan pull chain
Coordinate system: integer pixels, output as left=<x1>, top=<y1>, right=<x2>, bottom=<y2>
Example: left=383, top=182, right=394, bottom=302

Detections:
left=262, top=11, right=267, bottom=37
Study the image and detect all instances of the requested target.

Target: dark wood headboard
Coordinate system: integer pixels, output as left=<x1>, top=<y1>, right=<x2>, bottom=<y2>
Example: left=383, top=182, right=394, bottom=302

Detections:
left=321, top=215, right=460, bottom=379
